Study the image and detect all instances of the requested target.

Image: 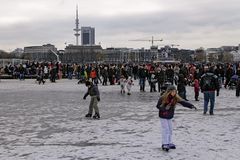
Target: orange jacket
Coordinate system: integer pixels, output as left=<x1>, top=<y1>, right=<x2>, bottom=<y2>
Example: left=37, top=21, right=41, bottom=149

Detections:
left=90, top=70, right=97, bottom=79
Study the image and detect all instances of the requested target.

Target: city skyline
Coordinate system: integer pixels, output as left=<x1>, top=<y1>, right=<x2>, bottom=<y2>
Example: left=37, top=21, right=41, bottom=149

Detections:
left=0, top=0, right=240, bottom=51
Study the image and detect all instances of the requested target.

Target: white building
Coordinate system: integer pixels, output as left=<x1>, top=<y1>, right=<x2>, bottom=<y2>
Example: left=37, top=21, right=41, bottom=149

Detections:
left=23, top=44, right=58, bottom=61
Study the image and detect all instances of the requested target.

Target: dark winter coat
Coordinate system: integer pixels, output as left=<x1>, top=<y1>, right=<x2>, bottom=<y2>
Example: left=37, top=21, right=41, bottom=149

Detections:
left=84, top=85, right=100, bottom=99
left=236, top=78, right=240, bottom=97
left=155, top=70, right=165, bottom=83
left=138, top=68, right=148, bottom=78
left=177, top=74, right=187, bottom=93
left=226, top=67, right=234, bottom=79
left=165, top=68, right=174, bottom=80
left=156, top=96, right=194, bottom=119
left=200, top=72, right=220, bottom=92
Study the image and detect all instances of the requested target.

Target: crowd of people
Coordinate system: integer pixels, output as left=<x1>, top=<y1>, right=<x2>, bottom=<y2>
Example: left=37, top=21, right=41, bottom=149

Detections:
left=1, top=61, right=240, bottom=95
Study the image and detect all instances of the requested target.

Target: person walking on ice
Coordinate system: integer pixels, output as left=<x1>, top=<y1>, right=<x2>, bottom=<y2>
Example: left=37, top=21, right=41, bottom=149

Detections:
left=83, top=81, right=101, bottom=119
left=156, top=85, right=197, bottom=151
left=126, top=77, right=134, bottom=95
left=118, top=75, right=127, bottom=94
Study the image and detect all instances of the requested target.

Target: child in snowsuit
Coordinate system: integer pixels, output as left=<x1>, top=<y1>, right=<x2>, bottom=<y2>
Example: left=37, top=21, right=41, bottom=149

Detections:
left=149, top=73, right=157, bottom=92
left=118, top=75, right=127, bottom=94
left=126, top=77, right=134, bottom=95
left=156, top=85, right=197, bottom=151
left=194, top=78, right=200, bottom=101
left=83, top=81, right=101, bottom=119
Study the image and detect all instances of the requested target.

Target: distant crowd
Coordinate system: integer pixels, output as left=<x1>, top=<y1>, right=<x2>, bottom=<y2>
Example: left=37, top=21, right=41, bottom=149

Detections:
left=1, top=61, right=240, bottom=93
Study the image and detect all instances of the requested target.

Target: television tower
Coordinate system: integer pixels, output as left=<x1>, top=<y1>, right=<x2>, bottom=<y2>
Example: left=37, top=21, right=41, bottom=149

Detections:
left=74, top=5, right=80, bottom=45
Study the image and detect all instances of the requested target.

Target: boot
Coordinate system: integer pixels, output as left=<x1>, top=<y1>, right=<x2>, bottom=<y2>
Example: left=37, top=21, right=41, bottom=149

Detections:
left=168, top=143, right=176, bottom=149
left=162, top=144, right=169, bottom=152
left=93, top=113, right=100, bottom=119
left=85, top=113, right=92, bottom=118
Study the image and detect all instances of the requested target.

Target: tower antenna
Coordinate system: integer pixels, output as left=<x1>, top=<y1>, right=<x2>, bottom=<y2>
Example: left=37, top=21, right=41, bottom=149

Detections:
left=73, top=5, right=80, bottom=45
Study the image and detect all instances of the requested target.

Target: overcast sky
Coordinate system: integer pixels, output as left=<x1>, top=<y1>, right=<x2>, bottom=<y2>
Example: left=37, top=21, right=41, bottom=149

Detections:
left=0, top=0, right=240, bottom=51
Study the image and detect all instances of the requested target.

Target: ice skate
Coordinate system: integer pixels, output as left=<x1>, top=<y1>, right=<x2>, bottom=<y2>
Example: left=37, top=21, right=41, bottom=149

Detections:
left=168, top=143, right=176, bottom=149
left=85, top=113, right=92, bottom=118
left=162, top=144, right=169, bottom=152
left=93, top=113, right=100, bottom=119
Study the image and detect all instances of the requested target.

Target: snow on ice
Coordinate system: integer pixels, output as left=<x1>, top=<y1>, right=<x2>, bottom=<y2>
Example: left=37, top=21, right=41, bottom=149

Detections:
left=0, top=79, right=240, bottom=160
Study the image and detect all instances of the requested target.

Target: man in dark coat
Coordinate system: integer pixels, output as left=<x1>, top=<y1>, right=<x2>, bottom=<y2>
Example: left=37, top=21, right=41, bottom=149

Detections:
left=200, top=66, right=220, bottom=115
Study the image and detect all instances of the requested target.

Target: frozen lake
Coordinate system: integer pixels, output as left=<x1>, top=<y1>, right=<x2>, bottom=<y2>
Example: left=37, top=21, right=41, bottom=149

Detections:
left=0, top=79, right=240, bottom=160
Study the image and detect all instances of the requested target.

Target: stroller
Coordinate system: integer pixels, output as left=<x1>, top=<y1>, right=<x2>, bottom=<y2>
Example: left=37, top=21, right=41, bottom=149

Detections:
left=228, top=75, right=238, bottom=89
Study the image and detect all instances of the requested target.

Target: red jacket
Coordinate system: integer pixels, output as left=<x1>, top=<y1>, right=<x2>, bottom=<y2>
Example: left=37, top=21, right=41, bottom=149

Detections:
left=90, top=70, right=97, bottom=79
left=194, top=79, right=200, bottom=92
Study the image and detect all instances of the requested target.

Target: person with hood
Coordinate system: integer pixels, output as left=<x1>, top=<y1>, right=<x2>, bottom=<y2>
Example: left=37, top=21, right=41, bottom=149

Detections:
left=156, top=85, right=197, bottom=151
left=83, top=81, right=101, bottom=119
left=200, top=66, right=220, bottom=115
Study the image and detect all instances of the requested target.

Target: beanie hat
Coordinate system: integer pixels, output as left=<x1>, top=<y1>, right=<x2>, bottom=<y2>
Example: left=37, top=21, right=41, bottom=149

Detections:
left=166, top=85, right=176, bottom=92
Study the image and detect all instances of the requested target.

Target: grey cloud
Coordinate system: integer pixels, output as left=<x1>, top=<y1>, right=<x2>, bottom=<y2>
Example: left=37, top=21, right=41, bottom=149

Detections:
left=1, top=0, right=240, bottom=50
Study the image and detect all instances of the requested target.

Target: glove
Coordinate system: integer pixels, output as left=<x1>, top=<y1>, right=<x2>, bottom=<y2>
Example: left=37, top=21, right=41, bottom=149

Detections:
left=97, top=97, right=100, bottom=101
left=192, top=106, right=197, bottom=110
left=83, top=96, right=86, bottom=100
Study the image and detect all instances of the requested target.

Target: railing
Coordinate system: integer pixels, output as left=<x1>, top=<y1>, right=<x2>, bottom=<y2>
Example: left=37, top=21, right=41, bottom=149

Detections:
left=0, top=59, right=29, bottom=67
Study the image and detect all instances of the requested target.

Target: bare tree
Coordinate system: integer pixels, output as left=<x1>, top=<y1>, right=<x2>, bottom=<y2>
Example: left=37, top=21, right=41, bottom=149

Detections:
left=222, top=52, right=233, bottom=63
left=195, top=47, right=206, bottom=62
left=208, top=53, right=218, bottom=62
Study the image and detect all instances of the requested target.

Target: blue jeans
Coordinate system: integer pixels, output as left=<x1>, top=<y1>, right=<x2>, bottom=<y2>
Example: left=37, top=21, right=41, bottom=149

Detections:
left=139, top=78, right=146, bottom=91
left=203, top=91, right=215, bottom=113
left=68, top=72, right=73, bottom=79
left=19, top=74, right=24, bottom=80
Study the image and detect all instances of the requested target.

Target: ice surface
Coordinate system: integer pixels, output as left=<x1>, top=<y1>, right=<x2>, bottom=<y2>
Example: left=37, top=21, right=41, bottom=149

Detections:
left=0, top=79, right=239, bottom=160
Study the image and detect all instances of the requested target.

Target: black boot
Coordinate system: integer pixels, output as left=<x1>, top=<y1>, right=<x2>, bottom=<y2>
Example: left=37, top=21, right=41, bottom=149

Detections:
left=85, top=113, right=92, bottom=118
left=168, top=143, right=176, bottom=149
left=93, top=113, right=100, bottom=119
left=162, top=144, right=169, bottom=152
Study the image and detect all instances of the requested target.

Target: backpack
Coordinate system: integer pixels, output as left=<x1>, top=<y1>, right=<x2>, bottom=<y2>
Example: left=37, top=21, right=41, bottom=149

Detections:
left=202, top=73, right=214, bottom=90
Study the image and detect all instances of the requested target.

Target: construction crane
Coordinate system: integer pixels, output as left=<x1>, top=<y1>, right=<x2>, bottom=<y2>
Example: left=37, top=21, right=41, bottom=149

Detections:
left=50, top=49, right=60, bottom=62
left=129, top=36, right=163, bottom=47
